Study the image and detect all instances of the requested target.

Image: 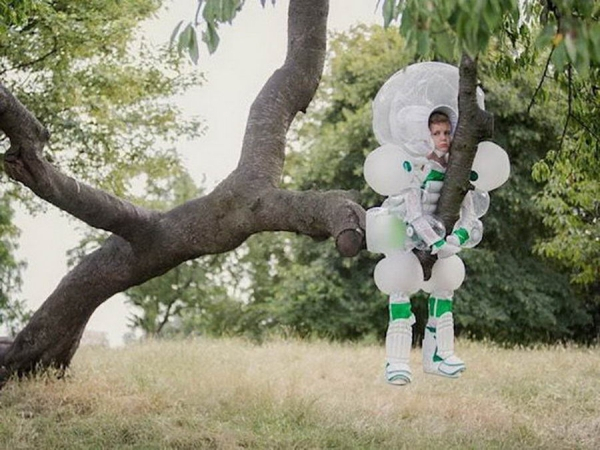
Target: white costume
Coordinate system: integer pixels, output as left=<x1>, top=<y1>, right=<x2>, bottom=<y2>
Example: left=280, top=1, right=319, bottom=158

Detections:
left=364, top=63, right=510, bottom=385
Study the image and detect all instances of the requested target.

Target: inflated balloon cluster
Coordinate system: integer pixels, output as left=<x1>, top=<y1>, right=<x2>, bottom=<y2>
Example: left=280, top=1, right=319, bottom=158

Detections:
left=364, top=62, right=510, bottom=297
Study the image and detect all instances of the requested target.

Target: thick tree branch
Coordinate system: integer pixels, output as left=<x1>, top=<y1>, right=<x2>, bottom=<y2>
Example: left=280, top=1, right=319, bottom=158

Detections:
left=236, top=0, right=329, bottom=186
left=0, top=84, right=158, bottom=242
left=437, top=54, right=493, bottom=229
left=252, top=188, right=365, bottom=256
left=417, top=54, right=494, bottom=277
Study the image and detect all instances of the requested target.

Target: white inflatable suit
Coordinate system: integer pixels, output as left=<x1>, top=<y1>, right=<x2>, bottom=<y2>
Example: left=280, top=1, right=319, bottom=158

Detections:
left=364, top=63, right=510, bottom=385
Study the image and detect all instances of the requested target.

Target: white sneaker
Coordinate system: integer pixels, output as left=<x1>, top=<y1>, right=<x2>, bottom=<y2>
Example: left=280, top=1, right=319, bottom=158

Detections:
left=385, top=317, right=414, bottom=386
left=385, top=362, right=412, bottom=386
left=422, top=323, right=466, bottom=378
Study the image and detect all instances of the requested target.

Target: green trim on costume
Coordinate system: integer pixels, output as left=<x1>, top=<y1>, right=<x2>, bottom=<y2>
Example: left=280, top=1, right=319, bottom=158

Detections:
left=389, top=302, right=412, bottom=321
left=403, top=161, right=412, bottom=172
left=433, top=239, right=445, bottom=249
left=453, top=228, right=470, bottom=245
left=428, top=297, right=453, bottom=318
left=422, top=169, right=445, bottom=187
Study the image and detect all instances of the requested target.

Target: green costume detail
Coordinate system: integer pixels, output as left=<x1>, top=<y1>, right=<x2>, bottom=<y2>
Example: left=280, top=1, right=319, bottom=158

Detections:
left=453, top=227, right=470, bottom=245
left=422, top=169, right=445, bottom=187
left=389, top=302, right=412, bottom=321
left=433, top=239, right=445, bottom=249
left=428, top=297, right=453, bottom=318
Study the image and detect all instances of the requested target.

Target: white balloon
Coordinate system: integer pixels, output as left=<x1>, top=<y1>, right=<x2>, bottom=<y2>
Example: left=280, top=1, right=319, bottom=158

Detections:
left=429, top=255, right=465, bottom=292
left=363, top=144, right=414, bottom=196
left=471, top=141, right=510, bottom=191
left=373, top=252, right=423, bottom=295
left=421, top=276, right=434, bottom=294
left=467, top=190, right=490, bottom=218
left=366, top=207, right=411, bottom=254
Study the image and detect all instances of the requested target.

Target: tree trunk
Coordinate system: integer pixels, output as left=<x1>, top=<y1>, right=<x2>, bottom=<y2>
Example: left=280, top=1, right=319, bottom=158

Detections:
left=417, top=54, right=494, bottom=277
left=0, top=0, right=364, bottom=388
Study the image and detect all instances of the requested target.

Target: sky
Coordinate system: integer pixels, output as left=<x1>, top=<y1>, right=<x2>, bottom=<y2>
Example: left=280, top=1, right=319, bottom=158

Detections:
left=13, top=0, right=380, bottom=346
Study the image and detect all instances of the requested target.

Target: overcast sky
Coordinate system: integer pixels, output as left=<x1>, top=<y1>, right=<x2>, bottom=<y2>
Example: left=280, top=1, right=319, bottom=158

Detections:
left=13, top=0, right=380, bottom=346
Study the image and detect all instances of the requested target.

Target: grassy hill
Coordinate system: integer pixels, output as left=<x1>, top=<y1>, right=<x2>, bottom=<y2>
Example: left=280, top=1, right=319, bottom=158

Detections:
left=0, top=338, right=598, bottom=449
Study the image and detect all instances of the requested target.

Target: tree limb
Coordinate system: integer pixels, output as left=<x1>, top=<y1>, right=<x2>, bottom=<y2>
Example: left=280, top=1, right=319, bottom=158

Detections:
left=527, top=46, right=554, bottom=115
left=236, top=0, right=329, bottom=186
left=417, top=54, right=494, bottom=278
left=0, top=83, right=159, bottom=242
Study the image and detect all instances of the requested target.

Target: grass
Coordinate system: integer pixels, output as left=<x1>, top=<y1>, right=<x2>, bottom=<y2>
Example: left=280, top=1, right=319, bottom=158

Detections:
left=0, top=338, right=599, bottom=449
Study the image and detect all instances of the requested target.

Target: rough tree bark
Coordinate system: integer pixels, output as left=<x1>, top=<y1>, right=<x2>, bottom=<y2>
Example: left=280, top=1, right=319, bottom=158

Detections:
left=417, top=54, right=494, bottom=277
left=0, top=1, right=490, bottom=388
left=0, top=0, right=365, bottom=387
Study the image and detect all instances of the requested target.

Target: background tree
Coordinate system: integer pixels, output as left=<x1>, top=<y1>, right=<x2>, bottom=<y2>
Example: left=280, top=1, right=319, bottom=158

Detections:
left=0, top=193, right=28, bottom=336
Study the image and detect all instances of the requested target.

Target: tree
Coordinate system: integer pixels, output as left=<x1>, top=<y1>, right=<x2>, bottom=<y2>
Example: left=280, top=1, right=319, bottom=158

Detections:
left=0, top=0, right=364, bottom=386
left=0, top=0, right=202, bottom=196
left=113, top=174, right=238, bottom=338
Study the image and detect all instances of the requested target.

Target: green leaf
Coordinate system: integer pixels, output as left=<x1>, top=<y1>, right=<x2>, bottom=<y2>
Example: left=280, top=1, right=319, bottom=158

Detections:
left=482, top=0, right=499, bottom=31
left=178, top=23, right=193, bottom=55
left=169, top=20, right=185, bottom=48
left=565, top=33, right=577, bottom=63
left=382, top=0, right=397, bottom=28
left=552, top=42, right=568, bottom=72
left=434, top=30, right=456, bottom=61
left=188, top=26, right=200, bottom=64
left=203, top=20, right=220, bottom=54
left=416, top=29, right=430, bottom=56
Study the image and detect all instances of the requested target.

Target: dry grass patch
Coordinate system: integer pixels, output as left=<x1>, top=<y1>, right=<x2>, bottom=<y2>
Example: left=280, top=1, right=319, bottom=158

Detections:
left=0, top=338, right=598, bottom=449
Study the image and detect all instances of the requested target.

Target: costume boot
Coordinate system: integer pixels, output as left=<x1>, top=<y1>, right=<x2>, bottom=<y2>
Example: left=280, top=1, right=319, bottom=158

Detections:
left=422, top=297, right=465, bottom=378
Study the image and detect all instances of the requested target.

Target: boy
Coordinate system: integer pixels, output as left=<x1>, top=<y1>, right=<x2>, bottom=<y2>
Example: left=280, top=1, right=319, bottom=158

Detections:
left=384, top=110, right=466, bottom=385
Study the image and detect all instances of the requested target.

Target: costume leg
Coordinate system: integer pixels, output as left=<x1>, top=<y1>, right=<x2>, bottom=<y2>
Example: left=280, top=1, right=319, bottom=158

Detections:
left=422, top=296, right=466, bottom=378
left=385, top=293, right=414, bottom=386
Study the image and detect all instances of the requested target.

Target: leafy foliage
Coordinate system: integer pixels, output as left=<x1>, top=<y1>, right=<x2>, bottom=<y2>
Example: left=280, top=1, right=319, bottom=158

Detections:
left=530, top=69, right=600, bottom=288
left=0, top=191, right=29, bottom=335
left=0, top=1, right=207, bottom=338
left=382, top=0, right=600, bottom=75
left=0, top=0, right=203, bottom=199
left=171, top=0, right=275, bottom=60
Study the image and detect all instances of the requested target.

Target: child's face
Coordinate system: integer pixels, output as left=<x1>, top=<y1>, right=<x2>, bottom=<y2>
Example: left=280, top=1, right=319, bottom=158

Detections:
left=430, top=122, right=452, bottom=153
